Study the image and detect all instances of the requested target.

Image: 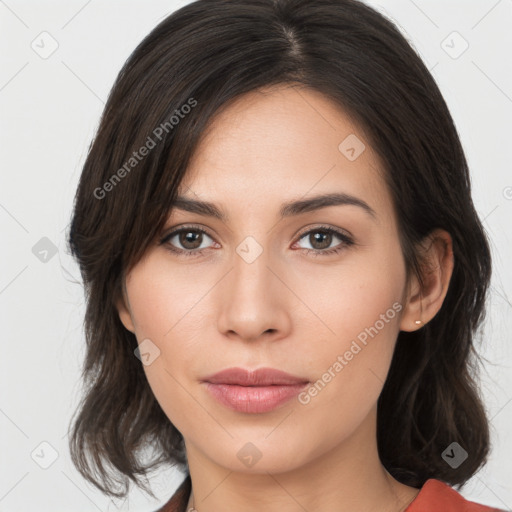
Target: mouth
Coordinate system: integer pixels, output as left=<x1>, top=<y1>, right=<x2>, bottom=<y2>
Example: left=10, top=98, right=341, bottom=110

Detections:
left=201, top=367, right=310, bottom=414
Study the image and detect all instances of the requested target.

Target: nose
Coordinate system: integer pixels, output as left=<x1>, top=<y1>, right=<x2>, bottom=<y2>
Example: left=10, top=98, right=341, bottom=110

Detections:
left=215, top=243, right=292, bottom=344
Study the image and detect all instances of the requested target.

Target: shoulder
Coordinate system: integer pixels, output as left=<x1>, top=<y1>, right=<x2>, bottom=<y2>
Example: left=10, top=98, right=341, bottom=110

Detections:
left=153, top=474, right=191, bottom=512
left=153, top=475, right=507, bottom=512
left=406, top=479, right=506, bottom=512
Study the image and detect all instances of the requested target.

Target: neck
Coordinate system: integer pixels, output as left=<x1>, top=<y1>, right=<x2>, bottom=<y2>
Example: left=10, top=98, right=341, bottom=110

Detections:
left=182, top=408, right=420, bottom=512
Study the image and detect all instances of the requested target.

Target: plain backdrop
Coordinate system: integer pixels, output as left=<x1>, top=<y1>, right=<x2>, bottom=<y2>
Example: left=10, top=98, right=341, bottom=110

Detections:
left=1, top=0, right=511, bottom=510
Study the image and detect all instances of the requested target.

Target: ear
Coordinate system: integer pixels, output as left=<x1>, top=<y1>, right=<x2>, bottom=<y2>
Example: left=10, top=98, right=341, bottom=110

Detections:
left=116, top=283, right=136, bottom=334
left=399, top=229, right=454, bottom=332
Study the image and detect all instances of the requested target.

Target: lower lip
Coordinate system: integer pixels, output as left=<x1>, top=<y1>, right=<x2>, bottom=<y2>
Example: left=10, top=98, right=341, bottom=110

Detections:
left=202, top=382, right=308, bottom=413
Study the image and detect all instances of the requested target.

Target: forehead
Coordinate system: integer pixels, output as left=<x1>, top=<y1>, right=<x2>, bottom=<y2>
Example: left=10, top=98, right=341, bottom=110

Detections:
left=179, top=84, right=392, bottom=221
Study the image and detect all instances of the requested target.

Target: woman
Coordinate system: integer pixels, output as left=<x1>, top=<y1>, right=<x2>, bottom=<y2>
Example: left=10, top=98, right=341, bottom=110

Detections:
left=66, top=0, right=505, bottom=510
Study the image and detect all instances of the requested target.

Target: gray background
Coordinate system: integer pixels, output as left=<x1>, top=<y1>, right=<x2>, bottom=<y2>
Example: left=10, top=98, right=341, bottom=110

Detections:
left=1, top=0, right=511, bottom=510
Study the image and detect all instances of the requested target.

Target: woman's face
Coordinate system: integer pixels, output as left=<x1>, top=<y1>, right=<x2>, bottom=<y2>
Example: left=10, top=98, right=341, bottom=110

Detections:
left=118, top=84, right=415, bottom=474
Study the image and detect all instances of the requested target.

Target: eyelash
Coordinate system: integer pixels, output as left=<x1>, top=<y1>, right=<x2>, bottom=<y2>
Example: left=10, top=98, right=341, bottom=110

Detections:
left=159, top=224, right=355, bottom=259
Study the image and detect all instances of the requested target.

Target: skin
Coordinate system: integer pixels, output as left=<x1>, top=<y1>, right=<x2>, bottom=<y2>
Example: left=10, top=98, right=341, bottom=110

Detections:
left=117, top=83, right=454, bottom=512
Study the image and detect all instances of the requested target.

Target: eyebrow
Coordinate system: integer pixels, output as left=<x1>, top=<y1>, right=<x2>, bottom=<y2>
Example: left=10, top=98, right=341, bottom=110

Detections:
left=171, top=192, right=377, bottom=222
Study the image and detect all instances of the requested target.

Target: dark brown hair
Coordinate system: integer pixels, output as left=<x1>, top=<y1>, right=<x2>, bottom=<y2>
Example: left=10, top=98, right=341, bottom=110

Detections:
left=67, top=0, right=492, bottom=499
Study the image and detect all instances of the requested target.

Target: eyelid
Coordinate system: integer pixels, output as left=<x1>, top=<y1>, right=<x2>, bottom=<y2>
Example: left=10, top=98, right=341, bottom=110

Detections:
left=160, top=223, right=213, bottom=239
left=294, top=223, right=354, bottom=241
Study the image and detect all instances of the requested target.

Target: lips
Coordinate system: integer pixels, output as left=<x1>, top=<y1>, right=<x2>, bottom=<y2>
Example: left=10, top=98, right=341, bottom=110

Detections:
left=202, top=367, right=309, bottom=386
left=201, top=367, right=309, bottom=413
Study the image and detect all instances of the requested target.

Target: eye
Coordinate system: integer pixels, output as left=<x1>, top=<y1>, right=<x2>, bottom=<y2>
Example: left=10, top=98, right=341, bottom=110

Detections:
left=293, top=225, right=354, bottom=256
left=160, top=225, right=216, bottom=257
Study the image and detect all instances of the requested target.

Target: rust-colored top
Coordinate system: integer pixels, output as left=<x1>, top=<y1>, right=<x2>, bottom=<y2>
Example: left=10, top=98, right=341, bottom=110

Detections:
left=155, top=475, right=505, bottom=512
left=405, top=479, right=504, bottom=511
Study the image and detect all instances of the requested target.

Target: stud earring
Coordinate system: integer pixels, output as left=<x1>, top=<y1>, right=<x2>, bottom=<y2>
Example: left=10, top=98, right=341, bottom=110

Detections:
left=414, top=320, right=423, bottom=325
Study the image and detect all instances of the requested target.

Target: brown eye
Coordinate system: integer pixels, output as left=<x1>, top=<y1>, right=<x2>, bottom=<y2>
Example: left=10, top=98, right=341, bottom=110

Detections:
left=307, top=231, right=333, bottom=250
left=161, top=226, right=215, bottom=257
left=177, top=230, right=204, bottom=250
left=295, top=226, right=354, bottom=256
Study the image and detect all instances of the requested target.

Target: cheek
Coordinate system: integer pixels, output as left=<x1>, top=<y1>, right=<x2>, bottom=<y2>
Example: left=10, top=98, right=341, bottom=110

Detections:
left=126, top=255, right=210, bottom=347
left=291, top=293, right=403, bottom=456
left=293, top=245, right=405, bottom=415
left=292, top=242, right=406, bottom=349
left=297, top=283, right=402, bottom=408
left=123, top=258, right=207, bottom=403
left=124, top=263, right=208, bottom=437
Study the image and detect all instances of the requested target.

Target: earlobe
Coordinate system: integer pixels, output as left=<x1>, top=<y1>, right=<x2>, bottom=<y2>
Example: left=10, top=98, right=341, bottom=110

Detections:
left=399, top=229, right=454, bottom=332
left=399, top=272, right=423, bottom=332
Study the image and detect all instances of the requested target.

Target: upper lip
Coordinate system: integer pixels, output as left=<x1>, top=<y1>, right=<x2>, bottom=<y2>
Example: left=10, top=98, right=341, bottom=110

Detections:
left=202, top=367, right=309, bottom=386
